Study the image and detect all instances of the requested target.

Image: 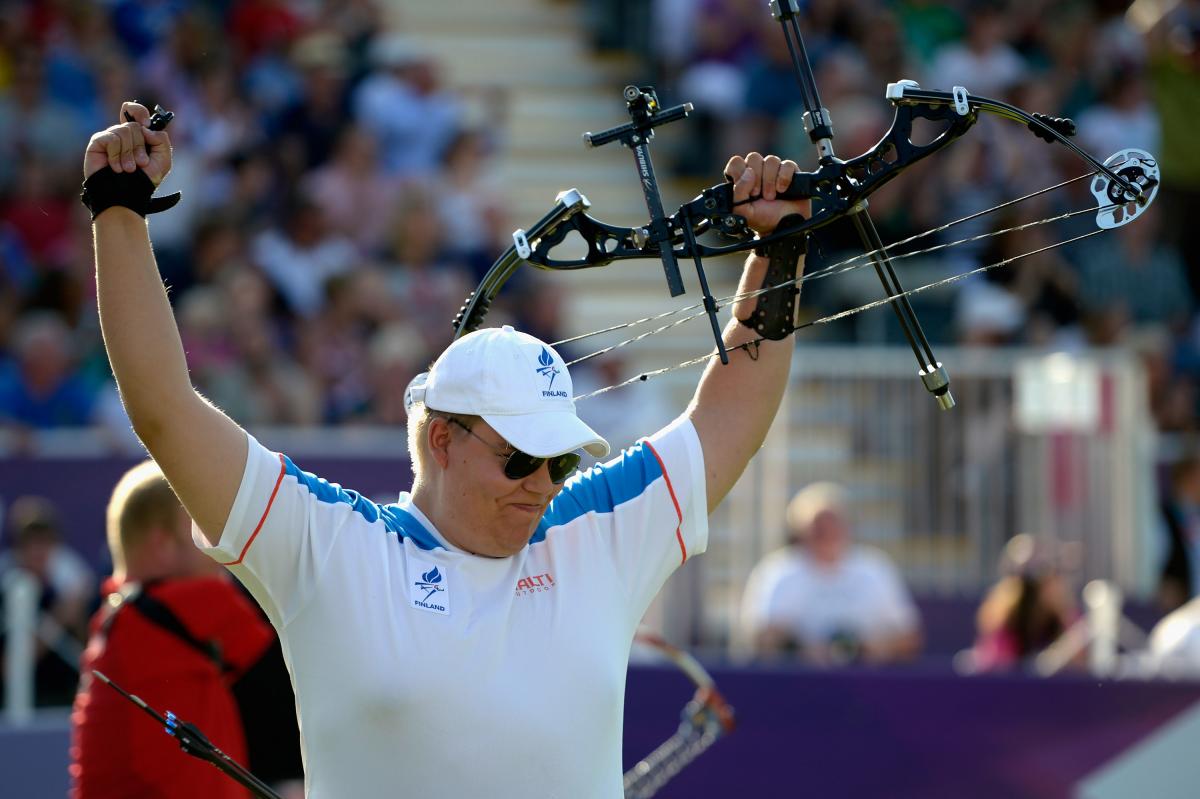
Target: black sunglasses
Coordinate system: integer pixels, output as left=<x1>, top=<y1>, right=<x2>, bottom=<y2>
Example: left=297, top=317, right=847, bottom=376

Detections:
left=446, top=418, right=580, bottom=484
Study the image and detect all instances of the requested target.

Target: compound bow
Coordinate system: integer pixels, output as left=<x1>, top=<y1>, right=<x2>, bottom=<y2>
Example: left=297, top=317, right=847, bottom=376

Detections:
left=450, top=0, right=1159, bottom=408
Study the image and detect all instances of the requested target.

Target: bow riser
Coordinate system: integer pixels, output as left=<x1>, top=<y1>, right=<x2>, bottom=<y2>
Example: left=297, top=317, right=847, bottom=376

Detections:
left=517, top=97, right=981, bottom=272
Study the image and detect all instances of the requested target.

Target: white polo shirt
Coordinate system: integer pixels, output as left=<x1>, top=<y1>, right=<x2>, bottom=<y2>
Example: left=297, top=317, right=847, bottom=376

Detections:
left=195, top=417, right=707, bottom=798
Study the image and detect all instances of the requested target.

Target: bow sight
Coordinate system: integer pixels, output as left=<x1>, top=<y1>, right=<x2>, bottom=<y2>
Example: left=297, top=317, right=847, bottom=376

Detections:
left=452, top=0, right=1160, bottom=409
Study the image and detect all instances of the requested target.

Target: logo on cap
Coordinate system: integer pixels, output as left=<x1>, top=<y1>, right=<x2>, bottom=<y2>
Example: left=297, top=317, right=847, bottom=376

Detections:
left=536, top=348, right=568, bottom=398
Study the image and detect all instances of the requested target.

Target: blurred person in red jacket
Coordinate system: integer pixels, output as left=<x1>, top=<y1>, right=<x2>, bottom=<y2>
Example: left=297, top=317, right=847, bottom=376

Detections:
left=70, top=460, right=276, bottom=798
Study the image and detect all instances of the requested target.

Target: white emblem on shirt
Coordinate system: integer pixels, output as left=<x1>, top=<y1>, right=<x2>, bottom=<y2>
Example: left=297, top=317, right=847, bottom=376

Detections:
left=410, top=560, right=450, bottom=615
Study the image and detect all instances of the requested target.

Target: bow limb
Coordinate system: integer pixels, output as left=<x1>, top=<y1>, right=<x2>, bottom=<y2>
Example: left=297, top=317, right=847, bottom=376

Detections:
left=624, top=631, right=735, bottom=799
left=451, top=189, right=595, bottom=339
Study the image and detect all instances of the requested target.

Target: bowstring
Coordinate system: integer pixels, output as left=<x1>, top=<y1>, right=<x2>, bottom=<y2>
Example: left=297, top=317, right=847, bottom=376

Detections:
left=554, top=170, right=1096, bottom=355
left=573, top=226, right=1106, bottom=401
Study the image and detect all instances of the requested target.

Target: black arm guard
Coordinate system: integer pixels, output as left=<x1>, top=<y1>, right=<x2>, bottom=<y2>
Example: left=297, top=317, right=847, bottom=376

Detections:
left=740, top=217, right=807, bottom=340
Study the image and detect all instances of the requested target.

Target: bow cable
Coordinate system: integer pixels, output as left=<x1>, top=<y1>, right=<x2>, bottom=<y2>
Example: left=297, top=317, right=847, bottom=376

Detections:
left=573, top=224, right=1106, bottom=401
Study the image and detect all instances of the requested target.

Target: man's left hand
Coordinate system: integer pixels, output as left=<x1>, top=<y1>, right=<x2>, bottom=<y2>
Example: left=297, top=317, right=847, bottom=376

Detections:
left=724, top=152, right=810, bottom=236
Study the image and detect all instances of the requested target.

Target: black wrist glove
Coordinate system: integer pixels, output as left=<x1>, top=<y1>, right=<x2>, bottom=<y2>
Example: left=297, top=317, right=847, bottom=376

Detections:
left=80, top=167, right=182, bottom=221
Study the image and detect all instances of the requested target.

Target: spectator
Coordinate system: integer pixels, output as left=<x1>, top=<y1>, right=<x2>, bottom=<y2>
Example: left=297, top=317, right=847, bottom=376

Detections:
left=0, top=46, right=86, bottom=184
left=187, top=213, right=251, bottom=287
left=854, top=7, right=914, bottom=92
left=1148, top=594, right=1200, bottom=678
left=1145, top=2, right=1200, bottom=303
left=967, top=533, right=1080, bottom=673
left=926, top=0, right=1027, bottom=96
left=0, top=495, right=95, bottom=706
left=108, top=0, right=188, bottom=64
left=954, top=211, right=1082, bottom=347
left=380, top=186, right=473, bottom=341
left=671, top=0, right=761, bottom=173
left=1075, top=206, right=1192, bottom=331
left=250, top=191, right=358, bottom=319
left=738, top=16, right=808, bottom=157
left=276, top=31, right=354, bottom=172
left=896, top=0, right=964, bottom=68
left=228, top=0, right=309, bottom=65
left=740, top=482, right=922, bottom=665
left=352, top=33, right=462, bottom=178
left=177, top=286, right=241, bottom=396
left=0, top=312, right=97, bottom=430
left=1075, top=63, right=1160, bottom=162
left=0, top=158, right=75, bottom=268
left=298, top=271, right=375, bottom=423
left=359, top=321, right=426, bottom=425
left=433, top=128, right=508, bottom=277
left=1159, top=454, right=1200, bottom=611
left=225, top=315, right=324, bottom=426
left=69, top=460, right=289, bottom=798
left=304, top=124, right=404, bottom=255
left=213, top=146, right=284, bottom=232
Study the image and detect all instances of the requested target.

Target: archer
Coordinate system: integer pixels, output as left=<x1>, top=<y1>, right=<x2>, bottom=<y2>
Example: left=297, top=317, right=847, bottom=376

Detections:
left=83, top=96, right=808, bottom=796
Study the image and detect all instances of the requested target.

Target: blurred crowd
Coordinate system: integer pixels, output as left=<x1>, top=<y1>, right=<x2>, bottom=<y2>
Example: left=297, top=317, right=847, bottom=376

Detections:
left=5, top=0, right=1200, bottom=701
left=0, top=0, right=538, bottom=444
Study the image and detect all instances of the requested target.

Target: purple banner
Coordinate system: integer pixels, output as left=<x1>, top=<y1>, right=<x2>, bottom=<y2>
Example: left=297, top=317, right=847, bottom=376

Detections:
left=622, top=664, right=1200, bottom=798
left=7, top=667, right=1200, bottom=798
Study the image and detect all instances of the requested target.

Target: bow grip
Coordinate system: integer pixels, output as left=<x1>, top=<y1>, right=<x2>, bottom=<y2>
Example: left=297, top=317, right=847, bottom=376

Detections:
left=776, top=173, right=817, bottom=202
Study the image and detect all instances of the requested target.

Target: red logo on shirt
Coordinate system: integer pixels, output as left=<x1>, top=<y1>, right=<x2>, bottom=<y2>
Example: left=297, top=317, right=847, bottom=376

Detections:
left=515, top=573, right=555, bottom=596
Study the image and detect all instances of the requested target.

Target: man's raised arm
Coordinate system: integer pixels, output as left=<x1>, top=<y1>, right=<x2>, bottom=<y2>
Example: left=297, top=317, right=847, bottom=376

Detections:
left=89, top=102, right=246, bottom=543
left=686, top=153, right=809, bottom=514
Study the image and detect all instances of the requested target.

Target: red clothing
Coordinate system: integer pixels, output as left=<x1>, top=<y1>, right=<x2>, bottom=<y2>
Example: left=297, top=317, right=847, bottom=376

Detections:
left=70, top=577, right=274, bottom=799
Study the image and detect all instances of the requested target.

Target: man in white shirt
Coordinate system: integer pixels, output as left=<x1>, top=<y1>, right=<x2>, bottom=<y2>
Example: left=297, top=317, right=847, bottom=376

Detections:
left=84, top=101, right=808, bottom=796
left=741, top=482, right=922, bottom=665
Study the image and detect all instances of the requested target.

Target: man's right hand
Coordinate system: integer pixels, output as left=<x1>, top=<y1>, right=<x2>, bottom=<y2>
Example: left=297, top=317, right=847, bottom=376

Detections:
left=83, top=102, right=172, bottom=185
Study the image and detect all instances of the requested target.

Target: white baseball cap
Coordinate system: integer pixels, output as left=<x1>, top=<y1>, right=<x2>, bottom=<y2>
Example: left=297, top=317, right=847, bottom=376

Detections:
left=405, top=326, right=610, bottom=458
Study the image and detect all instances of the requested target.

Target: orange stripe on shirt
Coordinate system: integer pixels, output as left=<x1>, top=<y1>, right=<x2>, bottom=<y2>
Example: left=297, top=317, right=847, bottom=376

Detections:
left=645, top=441, right=686, bottom=564
left=220, top=453, right=286, bottom=567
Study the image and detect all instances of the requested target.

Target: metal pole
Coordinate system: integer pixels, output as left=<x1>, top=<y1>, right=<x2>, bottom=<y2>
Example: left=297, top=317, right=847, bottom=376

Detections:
left=4, top=569, right=38, bottom=725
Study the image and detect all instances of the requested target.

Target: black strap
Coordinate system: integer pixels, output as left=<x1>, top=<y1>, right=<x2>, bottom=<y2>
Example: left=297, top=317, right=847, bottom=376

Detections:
left=741, top=216, right=807, bottom=340
left=79, top=167, right=182, bottom=220
left=101, top=582, right=226, bottom=672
